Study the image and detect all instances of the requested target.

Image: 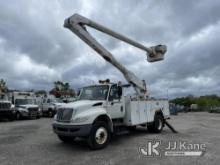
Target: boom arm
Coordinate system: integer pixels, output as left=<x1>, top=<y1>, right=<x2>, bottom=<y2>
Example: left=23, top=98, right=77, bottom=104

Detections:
left=64, top=13, right=167, bottom=97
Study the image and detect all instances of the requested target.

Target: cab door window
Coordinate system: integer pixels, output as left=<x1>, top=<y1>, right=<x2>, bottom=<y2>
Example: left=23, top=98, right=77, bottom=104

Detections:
left=109, top=85, right=121, bottom=101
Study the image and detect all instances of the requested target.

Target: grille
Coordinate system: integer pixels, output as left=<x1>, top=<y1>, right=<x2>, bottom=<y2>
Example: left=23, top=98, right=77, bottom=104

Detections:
left=0, top=102, right=11, bottom=110
left=28, top=107, right=38, bottom=116
left=57, top=108, right=73, bottom=122
left=28, top=107, right=38, bottom=112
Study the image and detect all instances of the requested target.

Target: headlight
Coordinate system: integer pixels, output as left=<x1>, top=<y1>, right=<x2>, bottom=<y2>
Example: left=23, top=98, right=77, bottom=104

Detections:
left=71, top=116, right=89, bottom=123
left=10, top=104, right=15, bottom=109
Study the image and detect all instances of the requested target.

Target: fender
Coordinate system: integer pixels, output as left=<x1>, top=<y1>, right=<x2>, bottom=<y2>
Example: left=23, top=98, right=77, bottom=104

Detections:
left=155, top=109, right=164, bottom=118
left=93, top=113, right=113, bottom=133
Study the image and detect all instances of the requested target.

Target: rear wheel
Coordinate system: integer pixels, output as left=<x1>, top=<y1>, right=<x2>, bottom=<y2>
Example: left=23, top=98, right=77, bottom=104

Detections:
left=147, top=114, right=164, bottom=133
left=87, top=121, right=110, bottom=150
left=58, top=135, right=75, bottom=143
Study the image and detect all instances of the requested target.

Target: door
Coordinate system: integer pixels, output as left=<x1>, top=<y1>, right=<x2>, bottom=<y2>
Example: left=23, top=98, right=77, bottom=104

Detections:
left=106, top=85, right=124, bottom=119
left=42, top=99, right=50, bottom=112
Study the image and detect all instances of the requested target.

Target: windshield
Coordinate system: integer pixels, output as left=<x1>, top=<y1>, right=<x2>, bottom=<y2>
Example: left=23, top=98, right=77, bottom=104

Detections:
left=15, top=99, right=36, bottom=105
left=79, top=85, right=109, bottom=100
left=0, top=95, right=8, bottom=101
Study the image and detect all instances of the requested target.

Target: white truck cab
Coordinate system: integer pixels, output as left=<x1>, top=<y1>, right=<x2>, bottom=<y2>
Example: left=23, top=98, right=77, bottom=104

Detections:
left=11, top=92, right=41, bottom=120
left=0, top=94, right=15, bottom=121
left=41, top=97, right=65, bottom=117
left=53, top=82, right=170, bottom=149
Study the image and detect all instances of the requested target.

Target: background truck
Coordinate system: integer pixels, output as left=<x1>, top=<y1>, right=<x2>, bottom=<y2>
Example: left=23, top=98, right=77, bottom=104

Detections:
left=41, top=96, right=65, bottom=117
left=10, top=92, right=41, bottom=120
left=0, top=94, right=15, bottom=121
left=52, top=14, right=170, bottom=150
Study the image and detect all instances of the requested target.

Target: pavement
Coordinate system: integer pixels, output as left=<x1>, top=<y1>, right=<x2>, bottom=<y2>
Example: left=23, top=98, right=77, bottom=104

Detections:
left=0, top=112, right=219, bottom=165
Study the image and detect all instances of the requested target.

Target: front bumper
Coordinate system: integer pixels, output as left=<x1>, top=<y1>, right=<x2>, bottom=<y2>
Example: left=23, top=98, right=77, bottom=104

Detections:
left=19, top=111, right=38, bottom=118
left=0, top=110, right=16, bottom=118
left=52, top=122, right=92, bottom=137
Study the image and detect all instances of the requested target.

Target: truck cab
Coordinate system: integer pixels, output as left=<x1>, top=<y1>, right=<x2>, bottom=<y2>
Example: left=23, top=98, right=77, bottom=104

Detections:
left=0, top=94, right=15, bottom=121
left=11, top=92, right=41, bottom=120
left=53, top=13, right=169, bottom=150
left=53, top=82, right=169, bottom=149
left=41, top=97, right=65, bottom=117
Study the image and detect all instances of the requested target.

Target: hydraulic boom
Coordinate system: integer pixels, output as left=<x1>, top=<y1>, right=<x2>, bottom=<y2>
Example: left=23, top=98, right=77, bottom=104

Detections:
left=64, top=13, right=167, bottom=97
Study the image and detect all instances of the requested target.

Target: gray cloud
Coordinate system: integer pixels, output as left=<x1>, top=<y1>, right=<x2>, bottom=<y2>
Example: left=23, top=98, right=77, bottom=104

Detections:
left=0, top=0, right=220, bottom=98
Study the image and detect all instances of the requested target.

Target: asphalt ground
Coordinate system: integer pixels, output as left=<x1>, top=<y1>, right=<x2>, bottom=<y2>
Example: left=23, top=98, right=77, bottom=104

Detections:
left=0, top=112, right=219, bottom=165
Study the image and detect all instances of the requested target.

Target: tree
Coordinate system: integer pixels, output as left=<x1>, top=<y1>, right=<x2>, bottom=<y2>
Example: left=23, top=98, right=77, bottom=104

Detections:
left=50, top=81, right=75, bottom=98
left=0, top=79, right=8, bottom=94
left=171, top=95, right=220, bottom=107
left=35, top=90, right=47, bottom=97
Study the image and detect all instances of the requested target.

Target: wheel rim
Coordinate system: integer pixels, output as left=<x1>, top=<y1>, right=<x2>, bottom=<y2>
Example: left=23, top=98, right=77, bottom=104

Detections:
left=95, top=127, right=108, bottom=145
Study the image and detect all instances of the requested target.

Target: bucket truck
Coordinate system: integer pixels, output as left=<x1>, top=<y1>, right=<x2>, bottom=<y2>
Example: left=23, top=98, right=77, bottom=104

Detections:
left=52, top=13, right=171, bottom=150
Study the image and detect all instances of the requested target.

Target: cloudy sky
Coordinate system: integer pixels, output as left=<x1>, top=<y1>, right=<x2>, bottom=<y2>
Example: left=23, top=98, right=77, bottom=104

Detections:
left=0, top=0, right=220, bottom=98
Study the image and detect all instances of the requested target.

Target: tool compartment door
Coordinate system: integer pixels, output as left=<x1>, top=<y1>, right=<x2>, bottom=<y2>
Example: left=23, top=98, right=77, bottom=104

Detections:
left=138, top=101, right=148, bottom=123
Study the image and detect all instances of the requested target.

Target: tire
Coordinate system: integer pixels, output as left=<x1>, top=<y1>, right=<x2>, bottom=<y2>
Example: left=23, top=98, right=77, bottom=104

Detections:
left=15, top=112, right=21, bottom=120
left=147, top=114, right=164, bottom=133
left=48, top=110, right=53, bottom=118
left=87, top=121, right=111, bottom=150
left=58, top=135, right=75, bottom=143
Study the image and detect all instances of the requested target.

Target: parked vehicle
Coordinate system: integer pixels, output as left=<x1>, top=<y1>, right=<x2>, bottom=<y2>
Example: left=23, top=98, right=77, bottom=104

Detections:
left=10, top=92, right=41, bottom=120
left=41, top=97, right=65, bottom=117
left=0, top=94, right=15, bottom=121
left=52, top=14, right=170, bottom=150
left=209, top=107, right=220, bottom=113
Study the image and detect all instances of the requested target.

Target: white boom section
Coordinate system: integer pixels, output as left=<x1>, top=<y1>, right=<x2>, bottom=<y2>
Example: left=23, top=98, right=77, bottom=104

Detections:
left=64, top=13, right=167, bottom=97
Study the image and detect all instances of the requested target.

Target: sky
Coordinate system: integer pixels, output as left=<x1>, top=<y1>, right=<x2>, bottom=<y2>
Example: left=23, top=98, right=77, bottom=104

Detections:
left=0, top=0, right=220, bottom=98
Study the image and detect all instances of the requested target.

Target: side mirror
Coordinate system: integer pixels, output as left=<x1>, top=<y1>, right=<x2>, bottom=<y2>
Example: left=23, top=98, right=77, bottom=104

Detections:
left=77, top=90, right=81, bottom=96
left=118, top=86, right=122, bottom=98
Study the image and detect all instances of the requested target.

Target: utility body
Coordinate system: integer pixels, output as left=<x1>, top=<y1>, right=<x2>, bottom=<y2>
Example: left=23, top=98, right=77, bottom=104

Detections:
left=52, top=13, right=170, bottom=149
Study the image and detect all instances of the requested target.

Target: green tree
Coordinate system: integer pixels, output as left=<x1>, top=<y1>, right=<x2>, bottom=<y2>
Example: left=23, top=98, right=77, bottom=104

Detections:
left=51, top=81, right=75, bottom=98
left=0, top=79, right=8, bottom=93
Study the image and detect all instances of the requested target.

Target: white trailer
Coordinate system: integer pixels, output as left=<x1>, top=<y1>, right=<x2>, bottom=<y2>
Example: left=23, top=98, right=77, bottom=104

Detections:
left=52, top=14, right=171, bottom=150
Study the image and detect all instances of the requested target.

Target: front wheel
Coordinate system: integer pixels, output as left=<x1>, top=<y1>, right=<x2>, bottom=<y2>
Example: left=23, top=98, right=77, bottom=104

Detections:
left=147, top=114, right=164, bottom=133
left=87, top=121, right=111, bottom=150
left=48, top=110, right=54, bottom=118
left=15, top=112, right=21, bottom=120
